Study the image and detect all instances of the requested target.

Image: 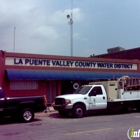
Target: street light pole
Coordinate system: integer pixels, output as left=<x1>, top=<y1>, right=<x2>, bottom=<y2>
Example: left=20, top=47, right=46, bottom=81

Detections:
left=13, top=27, right=16, bottom=52
left=67, top=0, right=73, bottom=56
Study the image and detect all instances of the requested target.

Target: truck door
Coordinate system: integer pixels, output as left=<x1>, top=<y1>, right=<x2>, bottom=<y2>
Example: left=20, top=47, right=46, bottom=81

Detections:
left=88, top=86, right=107, bottom=110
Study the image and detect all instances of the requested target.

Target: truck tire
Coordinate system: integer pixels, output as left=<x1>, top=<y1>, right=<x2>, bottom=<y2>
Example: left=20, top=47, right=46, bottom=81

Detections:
left=58, top=111, right=69, bottom=117
left=72, top=104, right=85, bottom=118
left=137, top=105, right=140, bottom=112
left=20, top=108, right=34, bottom=123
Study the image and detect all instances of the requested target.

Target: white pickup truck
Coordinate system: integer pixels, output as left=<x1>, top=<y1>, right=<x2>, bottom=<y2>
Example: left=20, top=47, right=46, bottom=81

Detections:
left=53, top=76, right=140, bottom=118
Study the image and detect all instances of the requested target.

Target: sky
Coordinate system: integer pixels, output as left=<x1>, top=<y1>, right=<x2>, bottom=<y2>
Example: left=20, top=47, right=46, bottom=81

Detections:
left=0, top=0, right=140, bottom=57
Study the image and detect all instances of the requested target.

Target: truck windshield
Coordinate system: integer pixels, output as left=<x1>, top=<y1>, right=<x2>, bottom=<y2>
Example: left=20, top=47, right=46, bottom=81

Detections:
left=74, top=86, right=92, bottom=95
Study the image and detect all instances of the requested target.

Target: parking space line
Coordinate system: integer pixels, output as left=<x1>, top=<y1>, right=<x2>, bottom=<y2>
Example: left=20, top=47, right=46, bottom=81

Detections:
left=66, top=128, right=113, bottom=135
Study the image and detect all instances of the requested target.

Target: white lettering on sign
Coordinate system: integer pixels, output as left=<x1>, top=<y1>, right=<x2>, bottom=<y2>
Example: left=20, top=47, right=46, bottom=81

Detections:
left=5, top=57, right=137, bottom=70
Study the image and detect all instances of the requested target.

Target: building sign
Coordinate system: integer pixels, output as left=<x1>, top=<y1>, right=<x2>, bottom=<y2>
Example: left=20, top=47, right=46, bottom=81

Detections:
left=5, top=57, right=138, bottom=70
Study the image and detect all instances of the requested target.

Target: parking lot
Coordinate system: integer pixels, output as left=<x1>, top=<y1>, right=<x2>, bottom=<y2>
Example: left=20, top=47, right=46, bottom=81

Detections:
left=0, top=109, right=140, bottom=140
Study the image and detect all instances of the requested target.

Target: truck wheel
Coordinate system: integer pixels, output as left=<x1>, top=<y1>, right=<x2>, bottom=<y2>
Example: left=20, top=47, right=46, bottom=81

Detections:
left=72, top=104, right=85, bottom=118
left=137, top=105, right=140, bottom=112
left=20, top=108, right=34, bottom=123
left=136, top=102, right=140, bottom=112
left=58, top=111, right=69, bottom=117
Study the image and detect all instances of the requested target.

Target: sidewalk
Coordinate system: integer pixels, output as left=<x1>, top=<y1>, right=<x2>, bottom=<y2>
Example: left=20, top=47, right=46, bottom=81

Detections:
left=45, top=106, right=56, bottom=112
left=36, top=106, right=56, bottom=115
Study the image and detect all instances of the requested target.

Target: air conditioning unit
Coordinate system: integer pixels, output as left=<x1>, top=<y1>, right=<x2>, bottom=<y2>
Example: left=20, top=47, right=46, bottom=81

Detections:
left=107, top=46, right=125, bottom=53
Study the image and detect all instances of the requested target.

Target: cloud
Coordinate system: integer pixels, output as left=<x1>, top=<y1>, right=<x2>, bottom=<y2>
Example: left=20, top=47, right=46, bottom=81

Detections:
left=1, top=0, right=128, bottom=57
left=32, top=26, right=59, bottom=40
left=0, top=0, right=85, bottom=53
left=73, top=33, right=80, bottom=39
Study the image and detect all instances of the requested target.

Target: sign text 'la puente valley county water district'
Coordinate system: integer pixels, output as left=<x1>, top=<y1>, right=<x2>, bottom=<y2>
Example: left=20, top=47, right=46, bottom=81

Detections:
left=7, top=58, right=136, bottom=70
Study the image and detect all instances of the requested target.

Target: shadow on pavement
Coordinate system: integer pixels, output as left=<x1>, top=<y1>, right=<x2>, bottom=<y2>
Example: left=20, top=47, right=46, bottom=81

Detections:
left=48, top=112, right=75, bottom=119
left=48, top=109, right=138, bottom=119
left=0, top=116, right=42, bottom=125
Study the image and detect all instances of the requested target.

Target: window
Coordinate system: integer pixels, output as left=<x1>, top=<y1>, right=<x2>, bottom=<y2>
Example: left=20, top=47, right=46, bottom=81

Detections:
left=10, top=80, right=38, bottom=90
left=90, top=86, right=103, bottom=96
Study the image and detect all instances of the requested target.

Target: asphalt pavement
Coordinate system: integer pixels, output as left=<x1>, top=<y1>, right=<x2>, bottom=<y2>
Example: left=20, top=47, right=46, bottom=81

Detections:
left=1, top=108, right=140, bottom=140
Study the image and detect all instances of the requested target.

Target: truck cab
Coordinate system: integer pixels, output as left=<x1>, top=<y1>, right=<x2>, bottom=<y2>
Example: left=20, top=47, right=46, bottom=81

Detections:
left=80, top=85, right=107, bottom=110
left=54, top=84, right=107, bottom=118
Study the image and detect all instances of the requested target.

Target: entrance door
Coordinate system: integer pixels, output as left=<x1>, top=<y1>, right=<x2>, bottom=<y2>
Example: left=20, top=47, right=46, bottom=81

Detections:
left=46, top=81, right=56, bottom=104
left=88, top=86, right=107, bottom=110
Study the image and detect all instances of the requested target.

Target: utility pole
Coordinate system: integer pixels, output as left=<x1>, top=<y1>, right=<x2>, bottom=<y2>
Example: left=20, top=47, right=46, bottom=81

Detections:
left=67, top=0, right=73, bottom=56
left=13, top=27, right=16, bottom=52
